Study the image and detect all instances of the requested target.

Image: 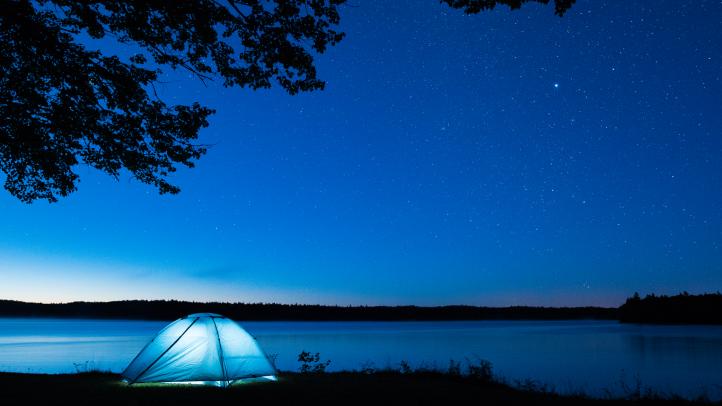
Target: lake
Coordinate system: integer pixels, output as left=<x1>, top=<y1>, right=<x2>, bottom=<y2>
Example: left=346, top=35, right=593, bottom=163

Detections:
left=0, top=319, right=721, bottom=399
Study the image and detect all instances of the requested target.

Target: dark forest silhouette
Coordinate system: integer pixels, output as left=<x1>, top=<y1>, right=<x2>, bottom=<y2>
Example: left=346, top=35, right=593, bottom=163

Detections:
left=1, top=0, right=575, bottom=203
left=618, top=292, right=722, bottom=325
left=2, top=292, right=719, bottom=323
left=0, top=299, right=614, bottom=321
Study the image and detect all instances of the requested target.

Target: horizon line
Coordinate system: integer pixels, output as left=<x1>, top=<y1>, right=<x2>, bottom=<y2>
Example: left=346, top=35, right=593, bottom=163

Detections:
left=0, top=297, right=624, bottom=309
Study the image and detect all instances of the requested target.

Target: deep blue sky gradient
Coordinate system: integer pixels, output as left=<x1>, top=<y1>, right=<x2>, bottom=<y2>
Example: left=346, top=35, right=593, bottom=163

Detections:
left=1, top=0, right=721, bottom=306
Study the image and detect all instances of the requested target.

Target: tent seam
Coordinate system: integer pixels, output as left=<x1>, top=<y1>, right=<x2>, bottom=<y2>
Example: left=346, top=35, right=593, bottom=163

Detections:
left=210, top=317, right=229, bottom=387
left=129, top=317, right=199, bottom=384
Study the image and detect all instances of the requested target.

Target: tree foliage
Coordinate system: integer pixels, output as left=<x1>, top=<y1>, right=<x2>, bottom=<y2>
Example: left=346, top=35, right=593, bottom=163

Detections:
left=0, top=0, right=572, bottom=203
left=440, top=0, right=575, bottom=16
left=0, top=0, right=345, bottom=203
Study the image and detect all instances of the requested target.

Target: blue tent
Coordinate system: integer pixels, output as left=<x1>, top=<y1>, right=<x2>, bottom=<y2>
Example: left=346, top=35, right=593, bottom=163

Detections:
left=122, top=313, right=276, bottom=386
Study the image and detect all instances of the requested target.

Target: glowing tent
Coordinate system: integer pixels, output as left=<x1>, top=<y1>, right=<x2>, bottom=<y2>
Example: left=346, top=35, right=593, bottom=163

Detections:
left=122, top=313, right=276, bottom=386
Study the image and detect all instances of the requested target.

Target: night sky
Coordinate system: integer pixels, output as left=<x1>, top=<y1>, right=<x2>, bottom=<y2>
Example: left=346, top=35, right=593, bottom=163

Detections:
left=1, top=0, right=721, bottom=306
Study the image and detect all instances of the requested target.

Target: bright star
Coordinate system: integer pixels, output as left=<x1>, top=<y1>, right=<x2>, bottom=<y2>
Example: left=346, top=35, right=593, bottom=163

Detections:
left=553, top=83, right=559, bottom=89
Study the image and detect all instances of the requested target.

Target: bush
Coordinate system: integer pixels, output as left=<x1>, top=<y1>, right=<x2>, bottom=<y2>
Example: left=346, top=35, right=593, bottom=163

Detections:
left=298, top=351, right=331, bottom=373
left=466, top=358, right=493, bottom=382
left=447, top=360, right=462, bottom=376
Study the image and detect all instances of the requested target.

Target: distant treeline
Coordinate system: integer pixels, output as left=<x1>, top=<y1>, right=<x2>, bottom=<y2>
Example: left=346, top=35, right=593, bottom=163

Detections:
left=618, top=292, right=722, bottom=324
left=0, top=300, right=617, bottom=321
left=2, top=293, right=720, bottom=323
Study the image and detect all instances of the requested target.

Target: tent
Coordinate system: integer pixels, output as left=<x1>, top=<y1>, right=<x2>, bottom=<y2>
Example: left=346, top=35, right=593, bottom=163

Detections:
left=122, top=313, right=276, bottom=386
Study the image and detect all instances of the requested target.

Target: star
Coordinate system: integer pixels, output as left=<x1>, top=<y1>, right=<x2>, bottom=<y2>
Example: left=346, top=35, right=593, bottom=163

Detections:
left=553, top=83, right=560, bottom=89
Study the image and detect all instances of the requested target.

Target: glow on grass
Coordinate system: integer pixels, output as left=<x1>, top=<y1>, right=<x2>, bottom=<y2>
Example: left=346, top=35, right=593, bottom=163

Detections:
left=124, top=376, right=277, bottom=387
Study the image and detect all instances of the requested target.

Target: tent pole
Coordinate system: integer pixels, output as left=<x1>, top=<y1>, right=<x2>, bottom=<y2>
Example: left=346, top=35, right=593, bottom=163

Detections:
left=129, top=317, right=199, bottom=384
left=122, top=318, right=181, bottom=384
left=211, top=317, right=229, bottom=388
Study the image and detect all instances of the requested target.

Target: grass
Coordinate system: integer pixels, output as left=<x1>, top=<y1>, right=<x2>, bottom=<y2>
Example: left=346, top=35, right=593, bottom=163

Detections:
left=0, top=370, right=717, bottom=406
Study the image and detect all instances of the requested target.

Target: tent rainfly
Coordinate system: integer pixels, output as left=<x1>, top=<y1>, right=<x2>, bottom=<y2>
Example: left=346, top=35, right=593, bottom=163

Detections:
left=122, top=313, right=276, bottom=387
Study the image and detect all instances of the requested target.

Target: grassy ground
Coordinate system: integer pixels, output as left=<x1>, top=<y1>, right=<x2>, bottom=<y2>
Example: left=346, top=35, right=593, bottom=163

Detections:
left=0, top=371, right=716, bottom=406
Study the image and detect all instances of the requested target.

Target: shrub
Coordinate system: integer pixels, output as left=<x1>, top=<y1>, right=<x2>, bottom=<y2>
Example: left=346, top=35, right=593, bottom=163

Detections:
left=447, top=360, right=462, bottom=376
left=298, top=351, right=331, bottom=373
left=466, top=358, right=493, bottom=382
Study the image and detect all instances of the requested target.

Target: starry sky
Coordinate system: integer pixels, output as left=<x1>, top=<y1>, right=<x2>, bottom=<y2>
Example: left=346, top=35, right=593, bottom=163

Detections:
left=1, top=0, right=721, bottom=306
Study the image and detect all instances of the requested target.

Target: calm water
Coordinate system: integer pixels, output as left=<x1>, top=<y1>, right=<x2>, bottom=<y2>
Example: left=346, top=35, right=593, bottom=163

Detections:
left=0, top=319, right=721, bottom=399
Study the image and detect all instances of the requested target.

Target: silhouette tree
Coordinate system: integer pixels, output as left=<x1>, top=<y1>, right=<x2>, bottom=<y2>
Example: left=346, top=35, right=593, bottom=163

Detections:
left=441, top=0, right=575, bottom=16
left=0, top=0, right=345, bottom=203
left=619, top=292, right=722, bottom=324
left=1, top=0, right=573, bottom=203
